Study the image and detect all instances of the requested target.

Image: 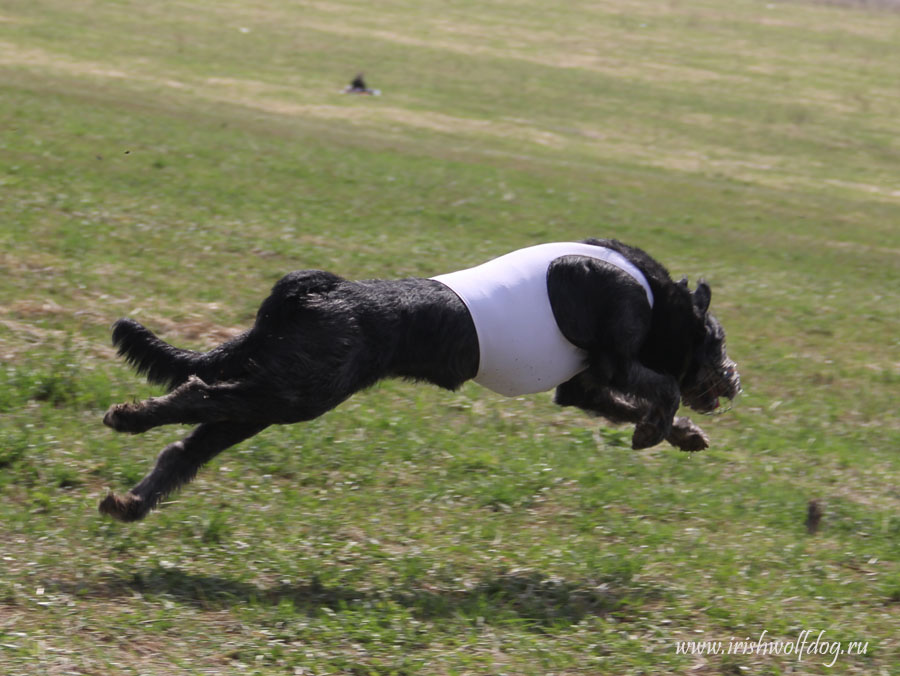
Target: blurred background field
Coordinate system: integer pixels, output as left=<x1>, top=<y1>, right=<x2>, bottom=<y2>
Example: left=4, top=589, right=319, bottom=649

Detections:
left=1, top=0, right=898, bottom=673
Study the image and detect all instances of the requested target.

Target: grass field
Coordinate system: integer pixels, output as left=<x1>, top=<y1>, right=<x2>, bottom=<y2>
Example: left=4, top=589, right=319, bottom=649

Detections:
left=1, top=0, right=899, bottom=673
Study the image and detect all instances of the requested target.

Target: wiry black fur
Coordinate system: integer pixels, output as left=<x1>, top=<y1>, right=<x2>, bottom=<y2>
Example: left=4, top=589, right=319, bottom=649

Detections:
left=100, top=239, right=740, bottom=522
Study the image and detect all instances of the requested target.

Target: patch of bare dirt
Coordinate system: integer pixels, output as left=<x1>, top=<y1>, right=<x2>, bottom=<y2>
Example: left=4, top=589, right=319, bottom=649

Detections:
left=802, top=0, right=900, bottom=9
left=146, top=314, right=245, bottom=347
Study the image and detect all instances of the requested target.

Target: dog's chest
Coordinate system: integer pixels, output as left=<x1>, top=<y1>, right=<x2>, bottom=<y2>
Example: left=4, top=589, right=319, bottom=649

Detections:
left=431, top=243, right=650, bottom=396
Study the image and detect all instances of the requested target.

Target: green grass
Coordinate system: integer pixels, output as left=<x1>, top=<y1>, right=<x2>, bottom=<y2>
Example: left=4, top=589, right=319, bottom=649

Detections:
left=1, top=0, right=899, bottom=673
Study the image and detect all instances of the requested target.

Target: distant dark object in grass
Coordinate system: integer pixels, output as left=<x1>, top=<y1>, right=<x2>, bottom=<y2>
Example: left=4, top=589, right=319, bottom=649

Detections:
left=342, top=73, right=381, bottom=96
left=806, top=499, right=823, bottom=534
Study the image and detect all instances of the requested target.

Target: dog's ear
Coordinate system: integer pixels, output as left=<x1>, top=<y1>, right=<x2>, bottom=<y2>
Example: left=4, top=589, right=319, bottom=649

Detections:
left=678, top=276, right=689, bottom=288
left=692, top=280, right=711, bottom=315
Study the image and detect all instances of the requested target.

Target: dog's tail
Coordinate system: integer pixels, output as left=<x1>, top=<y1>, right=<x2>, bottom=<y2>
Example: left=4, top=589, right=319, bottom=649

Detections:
left=111, top=318, right=249, bottom=391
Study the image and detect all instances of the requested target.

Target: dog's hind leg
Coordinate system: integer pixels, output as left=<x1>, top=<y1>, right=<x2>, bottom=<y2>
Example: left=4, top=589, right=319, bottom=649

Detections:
left=99, top=421, right=266, bottom=522
left=104, top=376, right=284, bottom=433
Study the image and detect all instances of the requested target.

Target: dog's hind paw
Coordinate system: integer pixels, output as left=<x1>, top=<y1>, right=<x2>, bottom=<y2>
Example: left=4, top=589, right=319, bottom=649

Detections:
left=666, top=417, right=709, bottom=452
left=99, top=491, right=149, bottom=522
left=103, top=403, right=152, bottom=434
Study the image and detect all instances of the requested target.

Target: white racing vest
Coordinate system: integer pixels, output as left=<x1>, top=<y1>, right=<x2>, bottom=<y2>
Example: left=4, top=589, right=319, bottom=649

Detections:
left=432, top=243, right=654, bottom=397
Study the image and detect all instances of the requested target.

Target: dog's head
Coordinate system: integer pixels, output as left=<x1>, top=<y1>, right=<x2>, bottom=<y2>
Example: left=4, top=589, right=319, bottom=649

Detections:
left=678, top=280, right=741, bottom=414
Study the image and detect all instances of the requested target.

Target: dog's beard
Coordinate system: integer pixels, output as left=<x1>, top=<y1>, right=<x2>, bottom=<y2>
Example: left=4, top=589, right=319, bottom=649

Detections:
left=682, top=356, right=741, bottom=414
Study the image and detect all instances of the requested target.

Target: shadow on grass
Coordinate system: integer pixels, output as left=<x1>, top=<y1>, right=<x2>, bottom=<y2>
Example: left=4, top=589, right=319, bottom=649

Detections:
left=59, top=566, right=657, bottom=629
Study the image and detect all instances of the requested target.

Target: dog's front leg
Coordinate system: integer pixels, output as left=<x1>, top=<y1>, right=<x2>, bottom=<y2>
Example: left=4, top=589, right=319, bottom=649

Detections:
left=666, top=416, right=709, bottom=452
left=555, top=372, right=648, bottom=423
left=617, top=363, right=680, bottom=450
left=99, top=421, right=266, bottom=522
left=557, top=372, right=707, bottom=452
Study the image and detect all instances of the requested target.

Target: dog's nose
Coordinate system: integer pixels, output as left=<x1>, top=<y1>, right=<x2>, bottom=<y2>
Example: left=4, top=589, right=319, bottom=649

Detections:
left=723, top=362, right=741, bottom=398
left=730, top=371, right=742, bottom=397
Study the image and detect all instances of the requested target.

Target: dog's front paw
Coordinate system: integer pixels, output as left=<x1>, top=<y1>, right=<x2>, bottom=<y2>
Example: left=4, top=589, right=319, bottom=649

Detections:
left=632, top=421, right=667, bottom=450
left=99, top=491, right=149, bottom=522
left=666, top=417, right=709, bottom=452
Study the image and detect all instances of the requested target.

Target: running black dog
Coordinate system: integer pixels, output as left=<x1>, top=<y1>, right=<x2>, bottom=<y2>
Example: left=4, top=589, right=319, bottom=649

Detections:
left=100, top=239, right=740, bottom=522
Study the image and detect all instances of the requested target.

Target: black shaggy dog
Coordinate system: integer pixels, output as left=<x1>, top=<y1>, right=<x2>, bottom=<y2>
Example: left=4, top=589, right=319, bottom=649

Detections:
left=100, top=239, right=740, bottom=522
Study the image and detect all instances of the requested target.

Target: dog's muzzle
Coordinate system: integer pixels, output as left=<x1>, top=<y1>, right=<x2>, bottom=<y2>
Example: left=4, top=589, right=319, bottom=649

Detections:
left=685, top=358, right=742, bottom=415
left=704, top=359, right=742, bottom=415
